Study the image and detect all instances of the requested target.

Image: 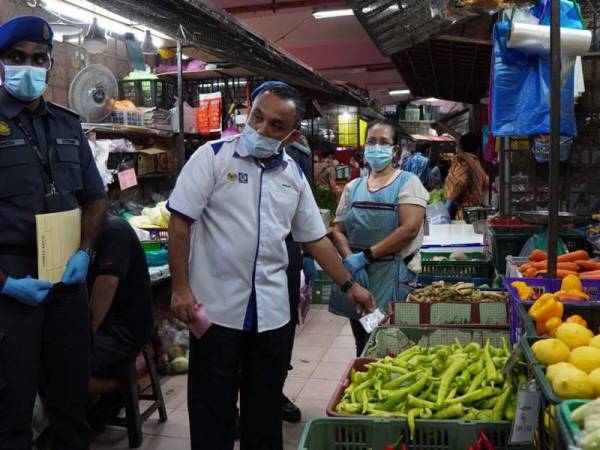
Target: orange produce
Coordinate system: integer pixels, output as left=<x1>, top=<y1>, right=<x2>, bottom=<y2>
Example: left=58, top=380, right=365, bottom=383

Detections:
left=529, top=249, right=548, bottom=262
left=536, top=270, right=579, bottom=278
left=545, top=317, right=563, bottom=337
left=576, top=260, right=600, bottom=271
left=558, top=250, right=590, bottom=263
left=566, top=315, right=589, bottom=328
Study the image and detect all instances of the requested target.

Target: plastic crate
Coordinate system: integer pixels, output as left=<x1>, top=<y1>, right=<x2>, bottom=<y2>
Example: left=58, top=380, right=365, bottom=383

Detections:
left=298, top=417, right=534, bottom=450
left=421, top=252, right=493, bottom=278
left=520, top=336, right=568, bottom=450
left=505, top=277, right=600, bottom=344
left=312, top=271, right=333, bottom=304
left=517, top=301, right=600, bottom=340
left=557, top=400, right=588, bottom=450
left=393, top=301, right=508, bottom=326
left=506, top=256, right=529, bottom=279
left=361, top=325, right=509, bottom=359
left=490, top=227, right=538, bottom=274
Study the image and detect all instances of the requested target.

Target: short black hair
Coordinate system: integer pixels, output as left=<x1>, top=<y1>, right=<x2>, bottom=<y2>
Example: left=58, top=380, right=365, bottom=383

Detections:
left=352, top=149, right=364, bottom=165
left=256, top=85, right=305, bottom=129
left=320, top=140, right=336, bottom=158
left=366, top=120, right=400, bottom=145
left=415, top=141, right=431, bottom=153
left=460, top=133, right=481, bottom=154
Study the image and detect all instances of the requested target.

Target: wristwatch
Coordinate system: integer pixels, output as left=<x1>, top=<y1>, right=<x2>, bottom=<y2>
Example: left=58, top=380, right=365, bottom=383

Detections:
left=340, top=278, right=355, bottom=293
left=363, top=248, right=375, bottom=263
left=81, top=247, right=96, bottom=260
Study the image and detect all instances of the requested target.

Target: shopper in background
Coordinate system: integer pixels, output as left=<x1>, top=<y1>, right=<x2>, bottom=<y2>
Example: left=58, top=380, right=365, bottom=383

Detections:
left=315, top=140, right=338, bottom=191
left=0, top=17, right=107, bottom=450
left=329, top=120, right=429, bottom=356
left=167, top=81, right=375, bottom=450
left=87, top=216, right=153, bottom=389
left=444, top=133, right=489, bottom=219
left=349, top=149, right=365, bottom=180
left=401, top=141, right=430, bottom=187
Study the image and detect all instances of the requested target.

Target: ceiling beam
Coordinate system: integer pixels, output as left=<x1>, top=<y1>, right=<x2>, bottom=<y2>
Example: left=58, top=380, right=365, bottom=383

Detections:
left=226, top=0, right=344, bottom=14
left=432, top=35, right=492, bottom=46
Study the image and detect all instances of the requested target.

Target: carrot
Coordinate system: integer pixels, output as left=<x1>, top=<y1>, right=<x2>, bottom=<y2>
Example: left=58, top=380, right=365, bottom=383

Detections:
left=529, top=249, right=548, bottom=262
left=580, top=270, right=600, bottom=279
left=519, top=263, right=533, bottom=271
left=530, top=261, right=579, bottom=271
left=576, top=260, right=600, bottom=271
left=525, top=268, right=538, bottom=278
left=558, top=250, right=590, bottom=263
left=535, top=269, right=579, bottom=278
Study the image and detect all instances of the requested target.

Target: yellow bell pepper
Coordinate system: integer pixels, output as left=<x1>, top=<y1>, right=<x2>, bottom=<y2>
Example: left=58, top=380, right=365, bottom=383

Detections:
left=528, top=294, right=564, bottom=324
left=544, top=317, right=563, bottom=337
left=512, top=281, right=534, bottom=301
left=561, top=274, right=583, bottom=293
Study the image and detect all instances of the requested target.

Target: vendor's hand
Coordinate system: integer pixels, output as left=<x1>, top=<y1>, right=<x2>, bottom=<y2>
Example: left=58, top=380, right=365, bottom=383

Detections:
left=1, top=276, right=52, bottom=306
left=171, top=287, right=197, bottom=324
left=346, top=284, right=375, bottom=316
left=61, top=250, right=90, bottom=285
left=353, top=268, right=370, bottom=289
left=303, top=257, right=317, bottom=285
left=343, top=251, right=369, bottom=274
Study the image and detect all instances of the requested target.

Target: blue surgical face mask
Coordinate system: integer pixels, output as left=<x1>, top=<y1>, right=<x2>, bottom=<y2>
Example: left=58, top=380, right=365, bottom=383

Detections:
left=2, top=65, right=48, bottom=102
left=364, top=144, right=394, bottom=172
left=242, top=124, right=291, bottom=159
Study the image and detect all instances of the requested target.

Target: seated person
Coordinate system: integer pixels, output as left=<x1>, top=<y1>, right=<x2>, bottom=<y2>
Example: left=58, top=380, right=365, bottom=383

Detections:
left=88, top=215, right=154, bottom=390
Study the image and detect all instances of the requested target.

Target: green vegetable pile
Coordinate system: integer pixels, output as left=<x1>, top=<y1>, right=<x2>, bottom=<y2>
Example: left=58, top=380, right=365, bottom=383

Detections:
left=428, top=188, right=445, bottom=205
left=571, top=398, right=600, bottom=450
left=336, top=338, right=526, bottom=440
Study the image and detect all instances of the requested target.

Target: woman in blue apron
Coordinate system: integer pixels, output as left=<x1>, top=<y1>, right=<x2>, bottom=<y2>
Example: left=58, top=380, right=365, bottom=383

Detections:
left=329, top=121, right=429, bottom=356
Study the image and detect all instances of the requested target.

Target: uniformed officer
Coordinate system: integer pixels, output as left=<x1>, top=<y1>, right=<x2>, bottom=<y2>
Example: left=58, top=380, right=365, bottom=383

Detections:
left=0, top=16, right=107, bottom=450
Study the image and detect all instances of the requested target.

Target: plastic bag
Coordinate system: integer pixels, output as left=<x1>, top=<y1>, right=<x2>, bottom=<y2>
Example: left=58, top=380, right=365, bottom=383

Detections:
left=427, top=202, right=451, bottom=225
left=491, top=19, right=577, bottom=137
left=299, top=272, right=311, bottom=324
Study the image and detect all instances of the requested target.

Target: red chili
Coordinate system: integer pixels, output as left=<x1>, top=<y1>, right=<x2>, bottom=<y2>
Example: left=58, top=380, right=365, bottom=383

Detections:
left=384, top=445, right=394, bottom=450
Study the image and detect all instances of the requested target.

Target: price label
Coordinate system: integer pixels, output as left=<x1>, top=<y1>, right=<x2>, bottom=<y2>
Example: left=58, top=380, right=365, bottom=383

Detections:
left=509, top=382, right=541, bottom=445
left=118, top=168, right=138, bottom=191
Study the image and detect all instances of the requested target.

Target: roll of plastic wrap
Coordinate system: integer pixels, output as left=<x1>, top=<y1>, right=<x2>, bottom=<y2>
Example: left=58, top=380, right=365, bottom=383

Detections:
left=508, top=22, right=591, bottom=56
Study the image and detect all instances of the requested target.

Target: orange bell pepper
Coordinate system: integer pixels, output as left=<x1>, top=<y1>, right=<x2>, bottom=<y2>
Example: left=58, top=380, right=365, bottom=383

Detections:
left=529, top=294, right=564, bottom=324
left=565, top=315, right=589, bottom=328
left=544, top=317, right=563, bottom=337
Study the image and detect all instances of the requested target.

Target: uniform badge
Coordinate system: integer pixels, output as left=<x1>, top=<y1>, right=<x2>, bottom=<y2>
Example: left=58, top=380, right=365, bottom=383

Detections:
left=239, top=172, right=248, bottom=184
left=0, top=122, right=11, bottom=136
left=227, top=171, right=238, bottom=182
left=42, top=24, right=51, bottom=41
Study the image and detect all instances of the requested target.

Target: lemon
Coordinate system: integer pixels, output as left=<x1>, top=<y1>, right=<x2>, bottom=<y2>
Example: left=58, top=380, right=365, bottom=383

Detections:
left=532, top=338, right=570, bottom=365
left=546, top=362, right=577, bottom=384
left=569, top=346, right=600, bottom=374
left=590, top=335, right=600, bottom=350
left=589, top=368, right=600, bottom=397
left=556, top=323, right=594, bottom=350
left=552, top=367, right=595, bottom=399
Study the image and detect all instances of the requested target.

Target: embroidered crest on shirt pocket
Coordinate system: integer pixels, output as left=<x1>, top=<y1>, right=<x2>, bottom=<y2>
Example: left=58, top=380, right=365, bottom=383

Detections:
left=239, top=172, right=248, bottom=184
left=227, top=171, right=238, bottom=182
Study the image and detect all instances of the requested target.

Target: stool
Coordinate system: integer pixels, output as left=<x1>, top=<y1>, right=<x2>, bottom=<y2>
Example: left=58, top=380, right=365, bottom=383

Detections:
left=110, top=346, right=168, bottom=448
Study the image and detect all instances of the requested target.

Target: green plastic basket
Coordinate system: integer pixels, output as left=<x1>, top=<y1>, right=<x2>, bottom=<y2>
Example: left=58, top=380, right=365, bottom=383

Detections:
left=394, top=301, right=508, bottom=326
left=361, top=325, right=509, bottom=358
left=557, top=400, right=588, bottom=450
left=312, top=271, right=333, bottom=304
left=490, top=227, right=538, bottom=274
left=421, top=252, right=493, bottom=278
left=298, top=417, right=534, bottom=450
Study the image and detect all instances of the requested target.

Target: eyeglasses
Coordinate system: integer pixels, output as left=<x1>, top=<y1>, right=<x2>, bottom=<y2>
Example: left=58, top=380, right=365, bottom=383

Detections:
left=1, top=50, right=52, bottom=69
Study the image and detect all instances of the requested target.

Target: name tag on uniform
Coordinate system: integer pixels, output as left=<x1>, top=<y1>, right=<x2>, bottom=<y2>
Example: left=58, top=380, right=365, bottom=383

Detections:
left=56, top=138, right=80, bottom=146
left=0, top=138, right=25, bottom=148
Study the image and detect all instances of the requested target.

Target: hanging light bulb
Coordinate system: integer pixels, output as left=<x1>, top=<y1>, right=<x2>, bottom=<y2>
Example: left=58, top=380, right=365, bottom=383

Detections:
left=83, top=18, right=107, bottom=55
left=142, top=30, right=157, bottom=55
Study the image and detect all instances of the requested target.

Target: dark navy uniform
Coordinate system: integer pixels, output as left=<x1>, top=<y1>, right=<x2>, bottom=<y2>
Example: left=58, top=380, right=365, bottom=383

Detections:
left=0, top=16, right=106, bottom=450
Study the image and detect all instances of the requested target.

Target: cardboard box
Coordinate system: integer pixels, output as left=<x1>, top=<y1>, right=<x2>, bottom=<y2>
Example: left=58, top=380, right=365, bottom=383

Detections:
left=138, top=148, right=168, bottom=175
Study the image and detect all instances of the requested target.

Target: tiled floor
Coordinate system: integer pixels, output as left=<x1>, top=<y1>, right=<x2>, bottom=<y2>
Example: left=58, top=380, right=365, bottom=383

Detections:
left=91, top=305, right=355, bottom=450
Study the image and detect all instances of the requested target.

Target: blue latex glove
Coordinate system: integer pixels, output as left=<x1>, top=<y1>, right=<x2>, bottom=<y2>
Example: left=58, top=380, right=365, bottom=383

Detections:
left=353, top=268, right=370, bottom=289
left=444, top=199, right=454, bottom=211
left=302, top=257, right=317, bottom=285
left=343, top=251, right=369, bottom=274
left=1, top=276, right=52, bottom=306
left=61, top=250, right=90, bottom=285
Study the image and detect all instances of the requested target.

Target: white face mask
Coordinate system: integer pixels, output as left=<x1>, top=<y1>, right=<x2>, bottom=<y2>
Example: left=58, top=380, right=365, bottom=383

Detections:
left=241, top=125, right=293, bottom=159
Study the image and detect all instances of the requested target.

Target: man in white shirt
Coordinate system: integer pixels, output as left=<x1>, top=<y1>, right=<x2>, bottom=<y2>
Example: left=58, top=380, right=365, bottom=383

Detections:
left=167, top=81, right=374, bottom=450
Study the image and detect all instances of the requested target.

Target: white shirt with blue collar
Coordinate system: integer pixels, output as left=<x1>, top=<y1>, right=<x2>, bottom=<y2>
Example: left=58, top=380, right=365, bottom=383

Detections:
left=168, top=135, right=327, bottom=332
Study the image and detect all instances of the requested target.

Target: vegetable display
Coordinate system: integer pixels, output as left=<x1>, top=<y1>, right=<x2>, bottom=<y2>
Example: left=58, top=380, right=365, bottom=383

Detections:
left=518, top=250, right=600, bottom=278
left=570, top=398, right=600, bottom=450
left=335, top=339, right=524, bottom=440
left=408, top=281, right=508, bottom=304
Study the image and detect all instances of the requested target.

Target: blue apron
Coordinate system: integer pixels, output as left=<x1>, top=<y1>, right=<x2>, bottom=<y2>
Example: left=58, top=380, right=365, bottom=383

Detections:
left=329, top=171, right=417, bottom=320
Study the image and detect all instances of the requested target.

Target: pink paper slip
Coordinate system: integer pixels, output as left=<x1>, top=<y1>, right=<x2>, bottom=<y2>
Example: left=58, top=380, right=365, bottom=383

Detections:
left=118, top=168, right=138, bottom=191
left=189, top=304, right=212, bottom=339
